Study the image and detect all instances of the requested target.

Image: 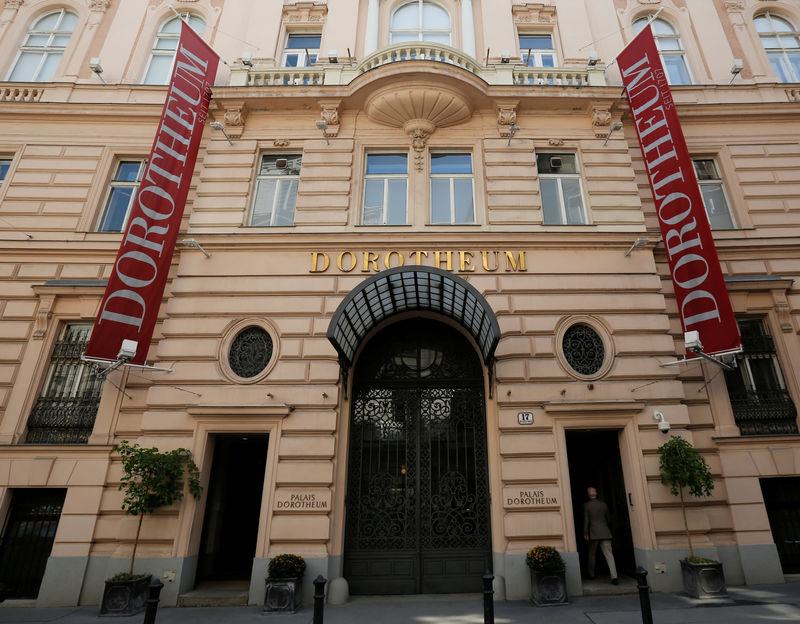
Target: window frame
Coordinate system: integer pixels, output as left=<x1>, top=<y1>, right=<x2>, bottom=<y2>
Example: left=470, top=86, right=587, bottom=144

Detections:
left=248, top=154, right=302, bottom=227
left=692, top=157, right=736, bottom=231
left=518, top=33, right=557, bottom=68
left=429, top=152, right=475, bottom=225
left=5, top=9, right=78, bottom=82
left=96, top=159, right=146, bottom=233
left=537, top=152, right=589, bottom=226
left=390, top=0, right=451, bottom=45
left=633, top=16, right=693, bottom=86
left=0, top=157, right=12, bottom=187
left=362, top=153, right=409, bottom=226
left=281, top=33, right=321, bottom=67
left=141, top=13, right=206, bottom=85
left=754, top=11, right=800, bottom=83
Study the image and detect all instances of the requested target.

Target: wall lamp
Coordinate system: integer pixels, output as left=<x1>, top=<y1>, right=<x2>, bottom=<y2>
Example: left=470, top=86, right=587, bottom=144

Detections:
left=506, top=123, right=520, bottom=146
left=180, top=238, right=211, bottom=258
left=587, top=51, right=599, bottom=67
left=328, top=49, right=338, bottom=63
left=500, top=49, right=511, bottom=63
left=89, top=57, right=106, bottom=84
left=603, top=121, right=624, bottom=147
left=209, top=121, right=233, bottom=145
left=315, top=119, right=330, bottom=144
left=729, top=58, right=743, bottom=85
left=624, top=237, right=650, bottom=257
left=241, top=51, right=254, bottom=67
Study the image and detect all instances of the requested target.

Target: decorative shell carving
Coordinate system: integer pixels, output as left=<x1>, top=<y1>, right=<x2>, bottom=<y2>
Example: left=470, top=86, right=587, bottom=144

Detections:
left=365, top=86, right=472, bottom=129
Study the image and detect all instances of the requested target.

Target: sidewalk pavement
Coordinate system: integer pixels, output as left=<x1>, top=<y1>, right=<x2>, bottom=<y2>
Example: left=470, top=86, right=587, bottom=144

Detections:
left=2, top=581, right=800, bottom=624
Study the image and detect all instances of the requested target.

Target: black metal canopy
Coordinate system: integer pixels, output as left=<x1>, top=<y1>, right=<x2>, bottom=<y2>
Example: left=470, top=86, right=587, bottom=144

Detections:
left=326, top=266, right=501, bottom=368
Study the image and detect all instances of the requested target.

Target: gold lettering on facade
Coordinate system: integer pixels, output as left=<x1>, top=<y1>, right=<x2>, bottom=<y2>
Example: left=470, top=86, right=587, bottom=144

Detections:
left=505, top=251, right=526, bottom=272
left=482, top=250, right=499, bottom=272
left=337, top=251, right=356, bottom=272
left=310, top=252, right=330, bottom=272
left=409, top=250, right=428, bottom=265
left=384, top=250, right=404, bottom=268
left=434, top=250, right=453, bottom=271
left=459, top=251, right=475, bottom=272
left=362, top=251, right=379, bottom=272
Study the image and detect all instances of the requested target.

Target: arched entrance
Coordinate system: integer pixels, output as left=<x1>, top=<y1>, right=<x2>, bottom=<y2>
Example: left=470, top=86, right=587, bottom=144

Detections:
left=343, top=319, right=491, bottom=594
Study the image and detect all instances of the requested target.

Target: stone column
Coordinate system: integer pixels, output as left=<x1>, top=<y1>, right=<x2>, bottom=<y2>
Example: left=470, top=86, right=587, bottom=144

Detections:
left=461, top=0, right=476, bottom=58
left=364, top=0, right=380, bottom=56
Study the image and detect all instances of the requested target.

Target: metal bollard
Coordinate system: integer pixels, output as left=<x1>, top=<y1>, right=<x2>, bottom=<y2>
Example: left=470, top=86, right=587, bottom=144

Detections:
left=313, top=574, right=327, bottom=624
left=634, top=566, right=654, bottom=624
left=143, top=578, right=164, bottom=624
left=482, top=570, right=494, bottom=624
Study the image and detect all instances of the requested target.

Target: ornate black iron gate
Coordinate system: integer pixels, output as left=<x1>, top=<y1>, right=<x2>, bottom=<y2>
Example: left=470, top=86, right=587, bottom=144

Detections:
left=0, top=489, right=66, bottom=598
left=344, top=321, right=491, bottom=594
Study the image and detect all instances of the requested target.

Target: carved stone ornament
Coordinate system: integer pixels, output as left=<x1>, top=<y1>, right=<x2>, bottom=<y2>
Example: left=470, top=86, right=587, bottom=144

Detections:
left=273, top=139, right=290, bottom=147
left=282, top=1, right=327, bottom=24
left=724, top=0, right=745, bottom=11
left=404, top=119, right=436, bottom=172
left=364, top=85, right=472, bottom=129
left=591, top=106, right=612, bottom=138
left=548, top=138, right=564, bottom=146
left=4, top=0, right=24, bottom=9
left=319, top=99, right=341, bottom=137
left=496, top=103, right=518, bottom=138
left=637, top=0, right=661, bottom=4
left=223, top=102, right=248, bottom=138
left=773, top=290, right=794, bottom=333
left=512, top=3, right=557, bottom=24
left=33, top=295, right=55, bottom=340
left=88, top=0, right=110, bottom=11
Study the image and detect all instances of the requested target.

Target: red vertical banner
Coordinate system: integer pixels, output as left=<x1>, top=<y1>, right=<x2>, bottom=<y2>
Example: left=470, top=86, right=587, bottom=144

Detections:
left=85, top=23, right=219, bottom=365
left=617, top=25, right=740, bottom=357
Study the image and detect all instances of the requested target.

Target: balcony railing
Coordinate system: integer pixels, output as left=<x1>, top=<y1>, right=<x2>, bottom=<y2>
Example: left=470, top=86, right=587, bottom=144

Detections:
left=25, top=397, right=100, bottom=444
left=729, top=390, right=798, bottom=436
left=230, top=42, right=604, bottom=88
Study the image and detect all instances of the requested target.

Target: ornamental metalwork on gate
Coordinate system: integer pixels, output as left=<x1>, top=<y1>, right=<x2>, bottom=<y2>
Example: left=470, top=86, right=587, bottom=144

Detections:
left=344, top=321, right=491, bottom=594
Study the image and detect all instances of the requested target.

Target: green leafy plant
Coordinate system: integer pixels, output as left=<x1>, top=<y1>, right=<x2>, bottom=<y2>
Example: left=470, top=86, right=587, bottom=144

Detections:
left=525, top=545, right=565, bottom=572
left=657, top=435, right=715, bottom=560
left=268, top=554, right=307, bottom=579
left=117, top=440, right=202, bottom=576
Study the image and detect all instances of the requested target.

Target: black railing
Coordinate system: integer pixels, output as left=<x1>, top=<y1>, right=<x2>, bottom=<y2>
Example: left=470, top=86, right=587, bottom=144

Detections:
left=25, top=397, right=100, bottom=444
left=730, top=390, right=798, bottom=436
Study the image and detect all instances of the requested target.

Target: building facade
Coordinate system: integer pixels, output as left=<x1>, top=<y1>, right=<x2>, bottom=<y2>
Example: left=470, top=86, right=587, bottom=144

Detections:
left=0, top=0, right=799, bottom=608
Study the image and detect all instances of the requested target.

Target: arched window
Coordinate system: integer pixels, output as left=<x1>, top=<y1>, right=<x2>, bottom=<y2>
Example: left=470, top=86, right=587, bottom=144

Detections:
left=633, top=17, right=691, bottom=85
left=755, top=12, right=800, bottom=83
left=390, top=1, right=450, bottom=45
left=142, top=14, right=206, bottom=85
left=6, top=9, right=78, bottom=82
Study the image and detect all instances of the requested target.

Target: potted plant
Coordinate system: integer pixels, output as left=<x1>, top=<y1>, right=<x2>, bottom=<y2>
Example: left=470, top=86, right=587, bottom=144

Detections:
left=526, top=545, right=567, bottom=606
left=264, top=553, right=306, bottom=613
left=100, top=441, right=201, bottom=616
left=658, top=435, right=726, bottom=599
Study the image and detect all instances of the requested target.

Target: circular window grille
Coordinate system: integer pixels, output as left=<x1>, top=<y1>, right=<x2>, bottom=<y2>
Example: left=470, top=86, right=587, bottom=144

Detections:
left=562, top=323, right=605, bottom=376
left=229, top=326, right=273, bottom=379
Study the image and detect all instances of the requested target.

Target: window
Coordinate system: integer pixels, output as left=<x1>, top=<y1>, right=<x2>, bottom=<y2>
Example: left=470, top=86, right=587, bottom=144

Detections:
left=724, top=319, right=797, bottom=436
left=25, top=324, right=104, bottom=444
left=430, top=153, right=474, bottom=224
left=97, top=160, right=145, bottom=232
left=0, top=158, right=11, bottom=186
left=755, top=12, right=800, bottom=83
left=391, top=1, right=450, bottom=45
left=537, top=153, right=587, bottom=225
left=519, top=34, right=556, bottom=68
left=363, top=154, right=408, bottom=225
left=692, top=159, right=735, bottom=230
left=282, top=34, right=321, bottom=67
left=6, top=9, right=77, bottom=82
left=143, top=14, right=206, bottom=85
left=633, top=17, right=691, bottom=85
left=250, top=155, right=301, bottom=226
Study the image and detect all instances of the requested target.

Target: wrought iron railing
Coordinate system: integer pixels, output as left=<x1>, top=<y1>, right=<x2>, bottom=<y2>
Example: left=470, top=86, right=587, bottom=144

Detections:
left=25, top=397, right=100, bottom=444
left=729, top=390, right=798, bottom=436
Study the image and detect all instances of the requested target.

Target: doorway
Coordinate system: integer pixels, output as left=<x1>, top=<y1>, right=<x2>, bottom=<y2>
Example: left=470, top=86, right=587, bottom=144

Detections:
left=197, top=434, right=269, bottom=582
left=566, top=430, right=635, bottom=579
left=760, top=476, right=800, bottom=573
left=343, top=320, right=492, bottom=594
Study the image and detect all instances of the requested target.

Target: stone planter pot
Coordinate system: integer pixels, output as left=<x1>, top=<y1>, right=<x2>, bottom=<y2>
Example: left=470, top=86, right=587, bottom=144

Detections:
left=264, top=577, right=302, bottom=613
left=529, top=569, right=568, bottom=606
left=99, top=574, right=152, bottom=616
left=680, top=559, right=727, bottom=599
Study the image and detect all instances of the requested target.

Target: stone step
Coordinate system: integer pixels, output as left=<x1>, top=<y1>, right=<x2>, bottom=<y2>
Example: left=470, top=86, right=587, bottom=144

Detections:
left=581, top=576, right=639, bottom=596
left=177, top=581, right=250, bottom=608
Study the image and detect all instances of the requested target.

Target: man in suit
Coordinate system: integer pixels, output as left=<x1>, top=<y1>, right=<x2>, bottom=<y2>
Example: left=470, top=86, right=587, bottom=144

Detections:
left=583, top=486, right=618, bottom=584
